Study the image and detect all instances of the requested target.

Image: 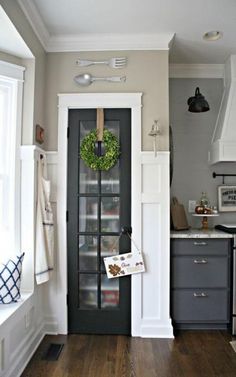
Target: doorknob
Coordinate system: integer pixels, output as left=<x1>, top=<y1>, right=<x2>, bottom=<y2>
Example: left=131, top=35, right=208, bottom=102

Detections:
left=121, top=226, right=132, bottom=235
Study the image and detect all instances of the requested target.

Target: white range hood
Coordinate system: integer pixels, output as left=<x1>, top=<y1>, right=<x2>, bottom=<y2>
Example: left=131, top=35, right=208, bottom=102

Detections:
left=209, top=55, right=236, bottom=164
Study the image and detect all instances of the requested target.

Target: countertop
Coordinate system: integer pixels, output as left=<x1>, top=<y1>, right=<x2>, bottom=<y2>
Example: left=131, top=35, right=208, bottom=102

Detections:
left=170, top=228, right=233, bottom=239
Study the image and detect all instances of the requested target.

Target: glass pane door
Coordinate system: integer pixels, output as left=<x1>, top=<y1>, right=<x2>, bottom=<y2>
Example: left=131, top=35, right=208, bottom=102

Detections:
left=78, top=119, right=121, bottom=310
left=67, top=108, right=131, bottom=334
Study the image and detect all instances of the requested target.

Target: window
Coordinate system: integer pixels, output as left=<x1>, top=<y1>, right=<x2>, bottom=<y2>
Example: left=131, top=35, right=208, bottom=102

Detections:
left=0, top=61, right=24, bottom=261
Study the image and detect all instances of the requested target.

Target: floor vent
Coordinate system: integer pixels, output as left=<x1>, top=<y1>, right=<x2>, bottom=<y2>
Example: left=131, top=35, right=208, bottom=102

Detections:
left=43, top=343, right=64, bottom=361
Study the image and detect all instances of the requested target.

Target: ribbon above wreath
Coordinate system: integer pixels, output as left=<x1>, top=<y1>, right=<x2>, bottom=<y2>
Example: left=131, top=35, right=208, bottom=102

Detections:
left=80, top=108, right=120, bottom=171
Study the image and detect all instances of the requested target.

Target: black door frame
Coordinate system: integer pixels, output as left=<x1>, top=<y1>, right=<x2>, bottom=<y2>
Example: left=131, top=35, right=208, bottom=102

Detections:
left=67, top=108, right=131, bottom=334
left=56, top=93, right=142, bottom=335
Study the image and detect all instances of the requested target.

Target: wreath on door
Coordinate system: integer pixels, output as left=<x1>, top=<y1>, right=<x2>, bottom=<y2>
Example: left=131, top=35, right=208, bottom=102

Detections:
left=80, top=129, right=120, bottom=171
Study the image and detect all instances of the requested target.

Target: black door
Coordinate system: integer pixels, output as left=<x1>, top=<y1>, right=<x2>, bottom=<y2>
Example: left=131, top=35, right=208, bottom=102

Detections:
left=67, top=108, right=131, bottom=334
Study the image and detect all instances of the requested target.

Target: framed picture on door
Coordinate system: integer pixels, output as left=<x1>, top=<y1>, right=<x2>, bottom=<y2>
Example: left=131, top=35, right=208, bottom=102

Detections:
left=218, top=185, right=236, bottom=212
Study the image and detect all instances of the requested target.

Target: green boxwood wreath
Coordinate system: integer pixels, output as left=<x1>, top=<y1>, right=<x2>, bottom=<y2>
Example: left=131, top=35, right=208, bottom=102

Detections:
left=80, top=129, right=120, bottom=171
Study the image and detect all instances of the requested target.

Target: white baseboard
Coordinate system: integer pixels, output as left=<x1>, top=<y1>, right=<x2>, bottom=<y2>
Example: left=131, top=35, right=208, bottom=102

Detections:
left=44, top=315, right=58, bottom=334
left=140, top=320, right=174, bottom=338
left=5, top=322, right=45, bottom=377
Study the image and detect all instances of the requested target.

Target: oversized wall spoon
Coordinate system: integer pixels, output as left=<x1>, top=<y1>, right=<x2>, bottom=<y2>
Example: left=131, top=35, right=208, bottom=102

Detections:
left=74, top=73, right=126, bottom=86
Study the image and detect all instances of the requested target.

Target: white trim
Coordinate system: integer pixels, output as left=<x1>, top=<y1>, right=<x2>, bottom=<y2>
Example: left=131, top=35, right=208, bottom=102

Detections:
left=17, top=0, right=49, bottom=50
left=58, top=92, right=142, bottom=109
left=169, top=64, right=224, bottom=78
left=0, top=60, right=25, bottom=81
left=47, top=33, right=174, bottom=52
left=57, top=93, right=142, bottom=335
left=136, top=152, right=173, bottom=338
left=16, top=1, right=175, bottom=52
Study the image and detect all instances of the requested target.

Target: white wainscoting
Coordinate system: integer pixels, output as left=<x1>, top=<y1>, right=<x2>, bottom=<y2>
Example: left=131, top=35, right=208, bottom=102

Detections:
left=132, top=152, right=173, bottom=338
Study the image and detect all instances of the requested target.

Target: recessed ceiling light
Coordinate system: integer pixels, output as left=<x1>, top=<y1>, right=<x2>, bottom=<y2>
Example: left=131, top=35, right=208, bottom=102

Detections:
left=203, top=31, right=223, bottom=41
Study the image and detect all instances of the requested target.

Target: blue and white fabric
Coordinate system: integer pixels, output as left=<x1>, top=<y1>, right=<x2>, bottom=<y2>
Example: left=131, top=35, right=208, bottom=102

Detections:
left=0, top=253, right=24, bottom=304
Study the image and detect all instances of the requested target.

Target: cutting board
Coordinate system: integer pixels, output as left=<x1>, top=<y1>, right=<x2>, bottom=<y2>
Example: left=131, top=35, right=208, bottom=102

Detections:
left=171, top=197, right=189, bottom=230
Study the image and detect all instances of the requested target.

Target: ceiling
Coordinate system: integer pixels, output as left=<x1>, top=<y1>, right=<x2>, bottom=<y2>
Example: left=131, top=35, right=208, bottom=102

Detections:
left=16, top=0, right=236, bottom=63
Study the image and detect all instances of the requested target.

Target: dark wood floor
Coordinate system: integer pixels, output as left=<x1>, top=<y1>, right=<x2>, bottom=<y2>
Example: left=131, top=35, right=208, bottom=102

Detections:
left=21, top=331, right=236, bottom=377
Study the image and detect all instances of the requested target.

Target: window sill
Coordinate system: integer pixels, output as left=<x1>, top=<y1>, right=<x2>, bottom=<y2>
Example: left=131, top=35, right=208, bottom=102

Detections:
left=0, top=291, right=33, bottom=327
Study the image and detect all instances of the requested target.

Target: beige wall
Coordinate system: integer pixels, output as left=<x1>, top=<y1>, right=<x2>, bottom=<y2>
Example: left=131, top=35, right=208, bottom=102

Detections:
left=45, top=50, right=169, bottom=151
left=0, top=1, right=169, bottom=151
left=0, top=0, right=46, bottom=145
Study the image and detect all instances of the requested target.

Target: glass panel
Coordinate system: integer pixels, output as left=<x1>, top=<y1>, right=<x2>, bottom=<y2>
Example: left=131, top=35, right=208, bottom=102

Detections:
left=79, top=197, right=98, bottom=232
left=101, top=197, right=120, bottom=232
left=80, top=120, right=96, bottom=139
left=100, top=235, right=119, bottom=271
left=79, top=235, right=97, bottom=271
left=80, top=160, right=98, bottom=194
left=79, top=274, right=98, bottom=308
left=105, top=120, right=120, bottom=139
left=101, top=164, right=120, bottom=194
left=101, top=275, right=119, bottom=308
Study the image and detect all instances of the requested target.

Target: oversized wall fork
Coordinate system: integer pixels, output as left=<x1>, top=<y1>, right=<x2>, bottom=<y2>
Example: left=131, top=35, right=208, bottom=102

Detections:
left=76, top=57, right=127, bottom=68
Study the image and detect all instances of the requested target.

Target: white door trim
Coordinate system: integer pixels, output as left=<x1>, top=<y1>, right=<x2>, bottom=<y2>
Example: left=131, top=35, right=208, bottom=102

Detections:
left=57, top=93, right=142, bottom=334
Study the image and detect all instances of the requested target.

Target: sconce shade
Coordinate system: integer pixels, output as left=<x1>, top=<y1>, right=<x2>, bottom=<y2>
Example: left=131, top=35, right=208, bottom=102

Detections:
left=187, top=87, right=210, bottom=113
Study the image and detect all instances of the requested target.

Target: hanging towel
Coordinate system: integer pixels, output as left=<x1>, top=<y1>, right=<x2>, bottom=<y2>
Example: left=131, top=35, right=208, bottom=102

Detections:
left=35, top=156, right=54, bottom=284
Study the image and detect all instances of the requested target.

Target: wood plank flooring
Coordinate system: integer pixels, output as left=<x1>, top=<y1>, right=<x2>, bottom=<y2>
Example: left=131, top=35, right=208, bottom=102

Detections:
left=21, top=331, right=236, bottom=377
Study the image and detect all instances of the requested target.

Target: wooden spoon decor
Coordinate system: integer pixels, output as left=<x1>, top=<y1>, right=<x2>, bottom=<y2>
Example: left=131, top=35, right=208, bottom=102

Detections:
left=95, top=108, right=105, bottom=156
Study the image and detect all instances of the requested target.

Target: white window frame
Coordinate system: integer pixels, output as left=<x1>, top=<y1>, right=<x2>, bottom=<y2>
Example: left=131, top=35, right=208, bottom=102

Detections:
left=0, top=60, right=25, bottom=259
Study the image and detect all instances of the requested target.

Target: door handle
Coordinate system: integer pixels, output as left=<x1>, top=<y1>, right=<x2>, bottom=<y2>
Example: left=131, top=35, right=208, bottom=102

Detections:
left=193, top=292, right=208, bottom=298
left=121, top=226, right=132, bottom=235
left=193, top=241, right=207, bottom=246
left=193, top=259, right=208, bottom=264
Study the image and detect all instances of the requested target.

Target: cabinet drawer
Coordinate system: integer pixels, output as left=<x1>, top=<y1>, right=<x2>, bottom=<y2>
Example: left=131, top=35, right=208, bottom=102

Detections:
left=172, top=289, right=229, bottom=322
left=172, top=256, right=228, bottom=288
left=171, top=239, right=230, bottom=256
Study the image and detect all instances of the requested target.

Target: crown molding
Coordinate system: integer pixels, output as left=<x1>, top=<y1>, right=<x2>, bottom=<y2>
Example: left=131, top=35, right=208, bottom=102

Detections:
left=17, top=0, right=50, bottom=50
left=169, top=64, right=224, bottom=78
left=17, top=1, right=174, bottom=52
left=46, top=33, right=175, bottom=52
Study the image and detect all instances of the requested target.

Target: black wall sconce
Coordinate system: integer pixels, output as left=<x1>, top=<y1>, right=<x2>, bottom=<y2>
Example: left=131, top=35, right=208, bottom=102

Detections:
left=187, top=87, right=210, bottom=113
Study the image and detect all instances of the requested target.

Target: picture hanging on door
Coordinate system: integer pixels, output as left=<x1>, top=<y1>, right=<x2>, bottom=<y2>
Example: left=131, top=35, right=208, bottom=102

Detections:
left=104, top=233, right=145, bottom=279
left=80, top=108, right=120, bottom=171
left=104, top=251, right=145, bottom=278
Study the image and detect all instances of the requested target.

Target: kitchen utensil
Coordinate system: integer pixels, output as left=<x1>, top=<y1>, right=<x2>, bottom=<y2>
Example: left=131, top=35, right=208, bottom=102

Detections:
left=74, top=73, right=126, bottom=86
left=95, top=108, right=105, bottom=156
left=171, top=197, right=189, bottom=230
left=76, top=57, right=127, bottom=68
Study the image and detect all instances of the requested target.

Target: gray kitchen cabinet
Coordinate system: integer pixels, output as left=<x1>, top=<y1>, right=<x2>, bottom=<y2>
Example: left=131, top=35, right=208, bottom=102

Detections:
left=170, top=239, right=231, bottom=330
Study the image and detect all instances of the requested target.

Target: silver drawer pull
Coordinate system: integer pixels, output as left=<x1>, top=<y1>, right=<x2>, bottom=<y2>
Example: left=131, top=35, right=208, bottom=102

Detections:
left=194, top=259, right=208, bottom=264
left=193, top=241, right=207, bottom=246
left=193, top=292, right=208, bottom=298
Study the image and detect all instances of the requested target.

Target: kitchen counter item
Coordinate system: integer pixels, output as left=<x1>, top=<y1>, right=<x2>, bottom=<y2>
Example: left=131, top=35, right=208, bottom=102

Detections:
left=171, top=197, right=189, bottom=230
left=170, top=228, right=233, bottom=239
left=192, top=213, right=219, bottom=230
